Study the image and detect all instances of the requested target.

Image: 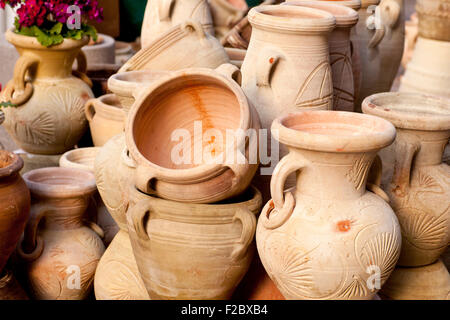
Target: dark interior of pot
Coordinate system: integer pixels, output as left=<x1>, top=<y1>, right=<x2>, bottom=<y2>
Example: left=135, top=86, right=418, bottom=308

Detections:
left=282, top=111, right=390, bottom=136
left=0, top=151, right=13, bottom=169
left=133, top=75, right=241, bottom=170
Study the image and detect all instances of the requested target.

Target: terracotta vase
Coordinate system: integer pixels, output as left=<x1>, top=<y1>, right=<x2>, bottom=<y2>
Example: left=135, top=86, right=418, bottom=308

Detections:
left=85, top=94, right=126, bottom=147
left=18, top=168, right=105, bottom=300
left=141, top=0, right=215, bottom=48
left=416, top=0, right=450, bottom=42
left=353, top=0, right=404, bottom=112
left=284, top=1, right=359, bottom=112
left=122, top=22, right=228, bottom=74
left=0, top=29, right=94, bottom=155
left=126, top=64, right=260, bottom=203
left=400, top=37, right=450, bottom=99
left=362, top=92, right=450, bottom=267
left=0, top=150, right=30, bottom=274
left=256, top=111, right=401, bottom=300
left=0, top=269, right=29, bottom=300
left=208, top=0, right=248, bottom=40
left=127, top=184, right=262, bottom=300
left=60, top=147, right=119, bottom=247
left=380, top=260, right=450, bottom=300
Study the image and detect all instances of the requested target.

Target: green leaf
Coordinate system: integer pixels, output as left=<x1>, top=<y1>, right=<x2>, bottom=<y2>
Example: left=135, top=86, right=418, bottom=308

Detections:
left=49, top=22, right=63, bottom=35
left=0, top=101, right=17, bottom=108
left=83, top=24, right=98, bottom=42
left=33, top=26, right=64, bottom=47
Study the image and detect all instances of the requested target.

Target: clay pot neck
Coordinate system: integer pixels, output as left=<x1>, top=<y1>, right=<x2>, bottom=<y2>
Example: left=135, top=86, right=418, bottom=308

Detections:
left=36, top=197, right=89, bottom=230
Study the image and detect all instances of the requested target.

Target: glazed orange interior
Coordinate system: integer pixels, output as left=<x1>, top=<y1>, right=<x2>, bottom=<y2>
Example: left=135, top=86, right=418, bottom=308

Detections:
left=133, top=75, right=241, bottom=170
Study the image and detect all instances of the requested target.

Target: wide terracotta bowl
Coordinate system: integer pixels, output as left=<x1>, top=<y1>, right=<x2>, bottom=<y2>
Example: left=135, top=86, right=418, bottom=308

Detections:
left=126, top=64, right=261, bottom=203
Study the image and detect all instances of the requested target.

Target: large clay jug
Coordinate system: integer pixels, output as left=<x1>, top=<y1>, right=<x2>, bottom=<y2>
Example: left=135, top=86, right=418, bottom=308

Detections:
left=362, top=92, right=450, bottom=267
left=127, top=184, right=262, bottom=300
left=257, top=111, right=401, bottom=300
left=141, top=0, right=215, bottom=48
left=1, top=29, right=94, bottom=155
left=18, top=168, right=105, bottom=300
left=0, top=150, right=30, bottom=274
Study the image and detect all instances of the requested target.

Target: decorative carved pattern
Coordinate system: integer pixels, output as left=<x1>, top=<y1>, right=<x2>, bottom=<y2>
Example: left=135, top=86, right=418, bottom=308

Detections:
left=330, top=52, right=354, bottom=110
left=346, top=157, right=372, bottom=191
left=13, top=111, right=55, bottom=145
left=338, top=275, right=368, bottom=299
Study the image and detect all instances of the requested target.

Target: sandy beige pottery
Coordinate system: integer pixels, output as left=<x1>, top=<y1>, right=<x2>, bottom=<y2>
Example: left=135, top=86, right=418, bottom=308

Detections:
left=256, top=111, right=401, bottom=300
left=60, top=147, right=119, bottom=246
left=126, top=64, right=260, bottom=203
left=352, top=0, right=404, bottom=112
left=18, top=168, right=105, bottom=300
left=416, top=0, right=450, bottom=41
left=400, top=37, right=450, bottom=99
left=141, top=0, right=215, bottom=48
left=209, top=0, right=248, bottom=39
left=122, top=22, right=228, bottom=73
left=225, top=47, right=247, bottom=69
left=363, top=92, right=450, bottom=267
left=127, top=183, right=262, bottom=299
left=284, top=1, right=359, bottom=112
left=0, top=269, right=29, bottom=300
left=0, top=151, right=30, bottom=274
left=0, top=29, right=94, bottom=155
left=85, top=94, right=126, bottom=147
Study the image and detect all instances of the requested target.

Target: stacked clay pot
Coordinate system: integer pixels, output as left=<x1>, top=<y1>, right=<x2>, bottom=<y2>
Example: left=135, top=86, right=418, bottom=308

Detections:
left=18, top=167, right=105, bottom=300
left=363, top=92, right=450, bottom=300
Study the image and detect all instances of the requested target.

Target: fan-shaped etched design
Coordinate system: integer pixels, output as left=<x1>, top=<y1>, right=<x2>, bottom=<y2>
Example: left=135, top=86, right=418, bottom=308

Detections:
left=338, top=275, right=368, bottom=299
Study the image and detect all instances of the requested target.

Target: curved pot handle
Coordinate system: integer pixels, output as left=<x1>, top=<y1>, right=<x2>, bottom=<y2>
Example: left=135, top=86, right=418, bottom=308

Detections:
left=368, top=0, right=401, bottom=49
left=263, top=153, right=305, bottom=230
left=17, top=203, right=47, bottom=262
left=135, top=165, right=159, bottom=196
left=215, top=63, right=242, bottom=85
left=183, top=21, right=207, bottom=41
left=128, top=199, right=154, bottom=241
left=84, top=99, right=96, bottom=122
left=231, top=207, right=256, bottom=261
left=2, top=55, right=38, bottom=106
left=220, top=17, right=249, bottom=50
left=85, top=221, right=105, bottom=239
left=391, top=139, right=421, bottom=197
left=72, top=51, right=93, bottom=88
left=256, top=48, right=283, bottom=87
left=367, top=154, right=390, bottom=203
left=158, top=0, right=175, bottom=21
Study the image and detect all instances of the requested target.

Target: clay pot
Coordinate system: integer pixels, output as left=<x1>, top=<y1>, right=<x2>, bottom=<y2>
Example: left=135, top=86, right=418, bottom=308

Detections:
left=400, top=37, right=450, bottom=99
left=60, top=147, right=119, bottom=246
left=0, top=150, right=30, bottom=274
left=362, top=92, right=450, bottom=267
left=209, top=0, right=248, bottom=40
left=0, top=269, right=29, bottom=300
left=225, top=47, right=247, bottom=69
left=127, top=184, right=262, bottom=299
left=85, top=63, right=121, bottom=98
left=353, top=0, right=405, bottom=112
left=85, top=94, right=126, bottom=147
left=416, top=0, right=450, bottom=42
left=0, top=29, right=94, bottom=155
left=401, top=13, right=418, bottom=69
left=257, top=111, right=401, bottom=300
left=18, top=167, right=105, bottom=300
left=121, top=22, right=228, bottom=74
left=141, top=0, right=215, bottom=48
left=81, top=33, right=115, bottom=65
left=284, top=1, right=359, bottom=112
left=126, top=64, right=260, bottom=203
left=380, top=260, right=450, bottom=300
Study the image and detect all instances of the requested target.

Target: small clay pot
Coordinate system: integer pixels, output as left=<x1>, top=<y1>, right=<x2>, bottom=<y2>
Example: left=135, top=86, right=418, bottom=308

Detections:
left=85, top=94, right=126, bottom=147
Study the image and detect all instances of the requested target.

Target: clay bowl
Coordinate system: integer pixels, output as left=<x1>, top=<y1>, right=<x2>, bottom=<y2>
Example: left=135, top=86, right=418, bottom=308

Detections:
left=60, top=147, right=100, bottom=173
left=126, top=64, right=260, bottom=203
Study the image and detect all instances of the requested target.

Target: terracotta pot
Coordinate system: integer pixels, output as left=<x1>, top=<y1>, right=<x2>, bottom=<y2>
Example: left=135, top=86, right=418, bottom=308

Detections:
left=85, top=94, right=126, bottom=147
left=416, top=0, right=450, bottom=42
left=0, top=150, right=30, bottom=273
left=0, top=269, right=29, bottom=300
left=18, top=168, right=105, bottom=300
left=108, top=70, right=171, bottom=113
left=362, top=92, right=450, bottom=267
left=209, top=0, right=248, bottom=40
left=0, top=29, right=94, bottom=155
left=60, top=147, right=119, bottom=247
left=257, top=111, right=401, bottom=300
left=400, top=37, right=450, bottom=99
left=127, top=184, right=262, bottom=299
left=121, top=22, right=228, bottom=74
left=225, top=47, right=247, bottom=69
left=379, top=260, right=450, bottom=300
left=353, top=0, right=405, bottom=112
left=126, top=64, right=260, bottom=203
left=284, top=1, right=359, bottom=112
left=81, top=33, right=115, bottom=65
left=141, top=0, right=215, bottom=48
left=85, top=63, right=121, bottom=100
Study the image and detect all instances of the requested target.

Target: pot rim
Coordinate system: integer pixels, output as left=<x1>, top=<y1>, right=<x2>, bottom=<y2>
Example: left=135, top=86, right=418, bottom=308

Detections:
left=0, top=150, right=24, bottom=179
left=248, top=5, right=336, bottom=34
left=313, top=0, right=362, bottom=10
left=23, top=167, right=97, bottom=198
left=283, top=1, right=359, bottom=26
left=5, top=28, right=89, bottom=51
left=272, top=110, right=397, bottom=153
left=59, top=147, right=101, bottom=173
left=126, top=66, right=252, bottom=182
left=362, top=92, right=450, bottom=132
left=90, top=94, right=126, bottom=120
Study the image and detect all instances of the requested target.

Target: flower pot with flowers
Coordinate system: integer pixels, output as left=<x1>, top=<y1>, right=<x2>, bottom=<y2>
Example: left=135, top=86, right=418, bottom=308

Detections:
left=0, top=0, right=103, bottom=155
